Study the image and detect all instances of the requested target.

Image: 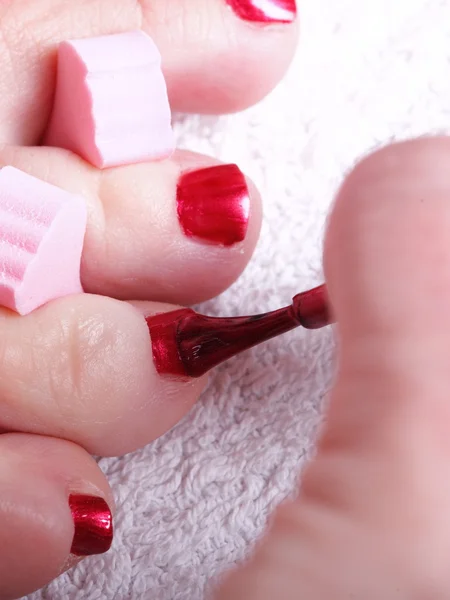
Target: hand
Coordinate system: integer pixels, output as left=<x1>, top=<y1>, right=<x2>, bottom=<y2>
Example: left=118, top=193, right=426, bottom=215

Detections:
left=215, top=137, right=450, bottom=599
left=0, top=1, right=298, bottom=598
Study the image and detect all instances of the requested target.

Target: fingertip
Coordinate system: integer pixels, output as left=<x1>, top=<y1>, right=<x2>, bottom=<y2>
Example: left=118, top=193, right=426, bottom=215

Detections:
left=321, top=137, right=450, bottom=448
left=323, top=137, right=450, bottom=338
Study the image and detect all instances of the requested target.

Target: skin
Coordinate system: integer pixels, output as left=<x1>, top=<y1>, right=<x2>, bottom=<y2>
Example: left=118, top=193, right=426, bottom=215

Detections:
left=215, top=138, right=450, bottom=599
left=0, top=2, right=448, bottom=600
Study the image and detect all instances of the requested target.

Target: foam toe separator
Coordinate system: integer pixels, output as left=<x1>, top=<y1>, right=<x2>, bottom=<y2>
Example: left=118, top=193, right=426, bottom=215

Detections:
left=0, top=166, right=87, bottom=315
left=44, top=30, right=175, bottom=169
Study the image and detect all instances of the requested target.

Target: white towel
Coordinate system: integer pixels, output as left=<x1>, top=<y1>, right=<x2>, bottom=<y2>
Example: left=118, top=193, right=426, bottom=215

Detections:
left=28, top=1, right=449, bottom=597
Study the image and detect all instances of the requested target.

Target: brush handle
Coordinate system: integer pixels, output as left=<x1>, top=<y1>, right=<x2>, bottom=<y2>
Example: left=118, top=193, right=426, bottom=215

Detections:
left=148, top=284, right=332, bottom=378
left=177, top=307, right=300, bottom=377
left=178, top=285, right=331, bottom=377
left=292, top=284, right=331, bottom=329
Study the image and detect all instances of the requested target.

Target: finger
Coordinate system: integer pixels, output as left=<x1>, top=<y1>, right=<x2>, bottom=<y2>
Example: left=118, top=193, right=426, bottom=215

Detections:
left=0, top=433, right=113, bottom=600
left=0, top=145, right=262, bottom=305
left=323, top=136, right=450, bottom=456
left=0, top=294, right=206, bottom=457
left=0, top=0, right=299, bottom=145
left=215, top=138, right=450, bottom=599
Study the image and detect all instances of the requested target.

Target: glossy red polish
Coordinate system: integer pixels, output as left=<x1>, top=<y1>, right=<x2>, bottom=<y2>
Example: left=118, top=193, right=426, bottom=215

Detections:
left=147, top=284, right=331, bottom=378
left=69, top=494, right=113, bottom=556
left=226, top=0, right=297, bottom=23
left=177, top=164, right=250, bottom=246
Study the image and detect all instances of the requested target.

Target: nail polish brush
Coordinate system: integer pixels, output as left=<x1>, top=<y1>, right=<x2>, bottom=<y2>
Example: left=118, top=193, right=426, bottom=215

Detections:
left=147, top=284, right=331, bottom=378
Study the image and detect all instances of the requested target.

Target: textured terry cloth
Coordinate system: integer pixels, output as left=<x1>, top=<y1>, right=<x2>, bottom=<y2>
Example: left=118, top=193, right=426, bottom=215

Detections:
left=27, top=0, right=449, bottom=598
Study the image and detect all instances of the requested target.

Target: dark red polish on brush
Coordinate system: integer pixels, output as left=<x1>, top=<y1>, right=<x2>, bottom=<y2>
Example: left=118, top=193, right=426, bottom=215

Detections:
left=147, top=284, right=330, bottom=378
left=177, top=164, right=250, bottom=246
left=69, top=495, right=113, bottom=556
left=226, top=0, right=297, bottom=24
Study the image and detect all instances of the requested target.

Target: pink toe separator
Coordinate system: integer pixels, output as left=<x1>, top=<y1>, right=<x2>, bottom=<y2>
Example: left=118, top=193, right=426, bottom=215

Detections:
left=44, top=31, right=175, bottom=169
left=0, top=167, right=87, bottom=315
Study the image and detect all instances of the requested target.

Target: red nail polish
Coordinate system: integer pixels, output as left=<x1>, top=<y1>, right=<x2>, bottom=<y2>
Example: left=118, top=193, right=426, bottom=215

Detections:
left=147, top=284, right=331, bottom=378
left=177, top=164, right=250, bottom=246
left=226, top=0, right=297, bottom=24
left=69, top=494, right=113, bottom=556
